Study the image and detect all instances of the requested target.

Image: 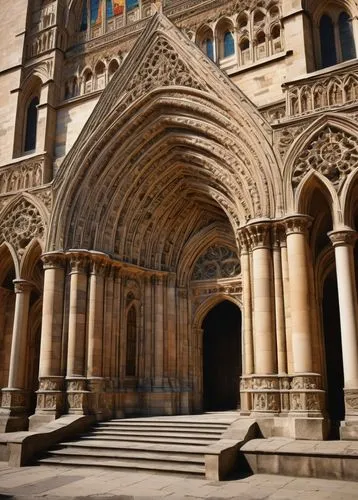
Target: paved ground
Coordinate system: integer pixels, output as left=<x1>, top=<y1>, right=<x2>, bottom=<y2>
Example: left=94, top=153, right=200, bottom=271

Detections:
left=0, top=464, right=357, bottom=500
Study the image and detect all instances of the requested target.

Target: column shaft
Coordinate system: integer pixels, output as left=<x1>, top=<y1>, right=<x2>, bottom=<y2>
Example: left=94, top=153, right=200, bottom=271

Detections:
left=87, top=259, right=105, bottom=378
left=153, top=275, right=164, bottom=386
left=7, top=280, right=32, bottom=389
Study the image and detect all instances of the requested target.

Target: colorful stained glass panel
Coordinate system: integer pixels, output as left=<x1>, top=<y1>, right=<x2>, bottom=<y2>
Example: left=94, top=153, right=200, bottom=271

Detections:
left=126, top=0, right=139, bottom=12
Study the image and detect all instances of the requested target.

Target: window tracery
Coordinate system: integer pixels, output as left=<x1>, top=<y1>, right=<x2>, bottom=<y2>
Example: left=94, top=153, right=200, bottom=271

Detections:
left=192, top=246, right=241, bottom=281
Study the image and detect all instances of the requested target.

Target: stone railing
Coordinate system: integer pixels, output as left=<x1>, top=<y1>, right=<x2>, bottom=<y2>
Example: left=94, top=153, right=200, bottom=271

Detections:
left=0, top=155, right=45, bottom=196
left=284, top=60, right=358, bottom=118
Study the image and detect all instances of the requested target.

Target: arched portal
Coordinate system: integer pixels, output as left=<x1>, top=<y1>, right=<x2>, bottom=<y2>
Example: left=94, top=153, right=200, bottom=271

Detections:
left=202, top=300, right=242, bottom=411
left=322, top=269, right=344, bottom=438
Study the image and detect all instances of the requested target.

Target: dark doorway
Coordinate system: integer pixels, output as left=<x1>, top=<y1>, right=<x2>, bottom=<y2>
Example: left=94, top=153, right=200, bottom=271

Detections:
left=202, top=300, right=242, bottom=411
left=322, top=270, right=345, bottom=438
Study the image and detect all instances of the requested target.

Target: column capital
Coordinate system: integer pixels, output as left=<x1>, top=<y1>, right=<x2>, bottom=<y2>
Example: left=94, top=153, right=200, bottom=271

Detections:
left=13, top=279, right=33, bottom=294
left=272, top=223, right=286, bottom=248
left=67, top=251, right=89, bottom=274
left=151, top=274, right=164, bottom=286
left=328, top=229, right=358, bottom=247
left=41, top=252, right=66, bottom=270
left=89, top=254, right=108, bottom=276
left=246, top=221, right=272, bottom=250
left=166, top=273, right=176, bottom=287
left=284, top=215, right=312, bottom=236
left=237, top=229, right=250, bottom=254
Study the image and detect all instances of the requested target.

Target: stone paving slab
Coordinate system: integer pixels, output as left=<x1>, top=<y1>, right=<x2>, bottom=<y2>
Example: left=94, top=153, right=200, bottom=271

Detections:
left=0, top=464, right=357, bottom=499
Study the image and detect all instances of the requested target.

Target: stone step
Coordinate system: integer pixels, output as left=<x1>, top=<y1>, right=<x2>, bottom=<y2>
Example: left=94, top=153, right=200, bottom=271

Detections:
left=48, top=446, right=205, bottom=464
left=37, top=455, right=205, bottom=474
left=96, top=422, right=228, bottom=431
left=91, top=429, right=223, bottom=439
left=79, top=434, right=215, bottom=445
left=60, top=439, right=209, bottom=454
left=98, top=420, right=229, bottom=428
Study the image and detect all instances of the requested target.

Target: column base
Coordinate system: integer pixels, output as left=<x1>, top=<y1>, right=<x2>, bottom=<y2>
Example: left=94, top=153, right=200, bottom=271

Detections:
left=288, top=416, right=329, bottom=440
left=344, top=388, right=358, bottom=418
left=66, top=377, right=90, bottom=415
left=33, top=376, right=65, bottom=422
left=0, top=389, right=29, bottom=432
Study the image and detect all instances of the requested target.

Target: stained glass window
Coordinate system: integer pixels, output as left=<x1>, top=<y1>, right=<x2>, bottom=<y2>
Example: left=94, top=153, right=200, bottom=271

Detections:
left=339, top=12, right=356, bottom=62
left=223, top=31, right=235, bottom=58
left=205, top=39, right=214, bottom=60
left=80, top=1, right=88, bottom=31
left=90, top=0, right=100, bottom=24
left=126, top=0, right=139, bottom=12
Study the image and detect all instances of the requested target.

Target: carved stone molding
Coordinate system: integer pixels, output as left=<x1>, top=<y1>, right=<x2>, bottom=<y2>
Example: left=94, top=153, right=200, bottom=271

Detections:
left=245, top=221, right=272, bottom=250
left=0, top=199, right=46, bottom=256
left=344, top=389, right=358, bottom=416
left=192, top=245, right=241, bottom=281
left=68, top=252, right=90, bottom=274
left=66, top=377, right=89, bottom=414
left=41, top=252, right=66, bottom=270
left=1, top=389, right=29, bottom=410
left=0, top=158, right=44, bottom=195
left=13, top=279, right=33, bottom=295
left=284, top=215, right=312, bottom=236
left=292, top=127, right=358, bottom=192
left=328, top=229, right=358, bottom=248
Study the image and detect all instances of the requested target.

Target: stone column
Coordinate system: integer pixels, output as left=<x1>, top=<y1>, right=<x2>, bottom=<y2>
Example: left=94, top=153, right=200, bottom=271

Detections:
left=153, top=275, right=164, bottom=389
left=0, top=279, right=32, bottom=431
left=66, top=251, right=89, bottom=414
left=248, top=222, right=276, bottom=374
left=87, top=254, right=107, bottom=417
left=32, top=252, right=66, bottom=427
left=238, top=230, right=254, bottom=413
left=247, top=221, right=279, bottom=414
left=272, top=225, right=287, bottom=375
left=143, top=274, right=153, bottom=389
left=329, top=229, right=358, bottom=418
left=285, top=216, right=314, bottom=374
left=166, top=273, right=177, bottom=389
left=285, top=216, right=324, bottom=424
left=177, top=286, right=190, bottom=413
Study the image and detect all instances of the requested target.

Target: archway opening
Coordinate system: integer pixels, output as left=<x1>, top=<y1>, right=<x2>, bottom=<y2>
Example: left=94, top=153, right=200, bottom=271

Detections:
left=202, top=300, right=242, bottom=411
left=322, top=269, right=344, bottom=438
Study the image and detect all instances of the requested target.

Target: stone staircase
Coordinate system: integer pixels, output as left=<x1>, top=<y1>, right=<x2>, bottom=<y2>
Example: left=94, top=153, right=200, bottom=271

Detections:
left=36, top=413, right=240, bottom=476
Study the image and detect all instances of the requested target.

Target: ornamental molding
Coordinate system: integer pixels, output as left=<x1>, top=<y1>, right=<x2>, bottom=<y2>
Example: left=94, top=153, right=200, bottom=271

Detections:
left=192, top=245, right=241, bottom=281
left=292, top=126, right=358, bottom=192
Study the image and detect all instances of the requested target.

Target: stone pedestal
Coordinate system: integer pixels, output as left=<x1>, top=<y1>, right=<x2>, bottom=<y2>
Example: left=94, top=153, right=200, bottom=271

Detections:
left=0, top=388, right=29, bottom=432
left=29, top=376, right=65, bottom=430
left=66, top=377, right=89, bottom=414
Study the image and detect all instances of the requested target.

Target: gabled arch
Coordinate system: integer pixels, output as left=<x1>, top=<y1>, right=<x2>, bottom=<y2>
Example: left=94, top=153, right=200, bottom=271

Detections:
left=192, top=295, right=242, bottom=331
left=49, top=13, right=281, bottom=263
left=19, top=238, right=44, bottom=281
left=283, top=113, right=358, bottom=214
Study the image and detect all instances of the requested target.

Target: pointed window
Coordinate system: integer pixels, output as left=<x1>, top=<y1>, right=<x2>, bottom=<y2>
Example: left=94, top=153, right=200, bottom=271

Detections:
left=223, top=31, right=235, bottom=57
left=126, top=0, right=139, bottom=12
left=320, top=15, right=337, bottom=68
left=126, top=306, right=137, bottom=377
left=339, top=12, right=356, bottom=62
left=24, top=96, right=39, bottom=152
left=205, top=38, right=214, bottom=60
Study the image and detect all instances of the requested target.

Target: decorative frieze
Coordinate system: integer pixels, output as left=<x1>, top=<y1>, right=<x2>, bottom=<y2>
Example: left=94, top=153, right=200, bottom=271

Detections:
left=0, top=159, right=43, bottom=195
left=36, top=376, right=64, bottom=414
left=66, top=378, right=89, bottom=414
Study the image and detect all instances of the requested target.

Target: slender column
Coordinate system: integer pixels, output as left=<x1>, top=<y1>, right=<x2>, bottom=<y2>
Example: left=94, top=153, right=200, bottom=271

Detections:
left=280, top=235, right=292, bottom=373
left=272, top=225, right=287, bottom=374
left=329, top=229, right=358, bottom=416
left=238, top=231, right=254, bottom=375
left=66, top=251, right=89, bottom=414
left=153, top=275, right=164, bottom=388
left=247, top=222, right=276, bottom=374
left=34, top=252, right=66, bottom=419
left=177, top=286, right=189, bottom=413
left=166, top=273, right=177, bottom=386
left=103, top=266, right=114, bottom=380
left=87, top=255, right=106, bottom=378
left=285, top=216, right=313, bottom=374
left=143, top=275, right=153, bottom=388
left=112, top=268, right=121, bottom=383
left=7, top=280, right=32, bottom=389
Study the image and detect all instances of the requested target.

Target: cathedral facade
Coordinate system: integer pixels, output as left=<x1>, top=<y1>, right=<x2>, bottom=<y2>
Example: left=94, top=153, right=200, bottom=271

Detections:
left=0, top=0, right=358, bottom=441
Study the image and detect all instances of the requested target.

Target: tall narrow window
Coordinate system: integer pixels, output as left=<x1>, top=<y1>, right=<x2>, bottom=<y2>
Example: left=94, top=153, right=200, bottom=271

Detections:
left=205, top=38, right=214, bottom=60
left=24, top=97, right=39, bottom=152
left=320, top=15, right=337, bottom=68
left=223, top=31, right=235, bottom=58
left=126, top=0, right=139, bottom=11
left=339, top=12, right=356, bottom=62
left=80, top=1, right=88, bottom=31
left=126, top=306, right=137, bottom=377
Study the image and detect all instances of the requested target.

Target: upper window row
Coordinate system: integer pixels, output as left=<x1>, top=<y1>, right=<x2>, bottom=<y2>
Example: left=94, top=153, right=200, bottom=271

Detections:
left=81, top=0, right=142, bottom=31
left=319, top=11, right=356, bottom=69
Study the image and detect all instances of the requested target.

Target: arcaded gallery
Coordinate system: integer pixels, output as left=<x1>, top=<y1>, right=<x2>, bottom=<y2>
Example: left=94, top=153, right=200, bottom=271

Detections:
left=0, top=0, right=358, bottom=466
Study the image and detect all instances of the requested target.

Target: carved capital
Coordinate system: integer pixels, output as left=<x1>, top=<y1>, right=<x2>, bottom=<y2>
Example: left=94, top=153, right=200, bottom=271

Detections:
left=151, top=274, right=163, bottom=286
left=284, top=215, right=312, bottom=236
left=68, top=251, right=89, bottom=274
left=237, top=230, right=250, bottom=255
left=89, top=256, right=108, bottom=276
left=167, top=273, right=176, bottom=287
left=328, top=229, right=358, bottom=248
left=13, top=279, right=33, bottom=294
left=246, top=221, right=272, bottom=250
left=272, top=223, right=286, bottom=248
left=41, top=252, right=66, bottom=270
